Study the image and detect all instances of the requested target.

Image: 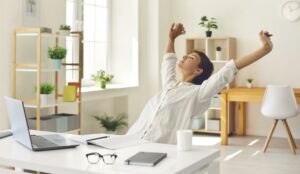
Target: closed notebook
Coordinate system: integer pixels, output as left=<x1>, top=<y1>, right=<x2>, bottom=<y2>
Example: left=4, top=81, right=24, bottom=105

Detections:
left=124, top=152, right=167, bottom=167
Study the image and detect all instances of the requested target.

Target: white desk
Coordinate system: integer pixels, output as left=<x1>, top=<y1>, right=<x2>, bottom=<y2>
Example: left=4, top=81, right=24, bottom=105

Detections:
left=0, top=131, right=219, bottom=174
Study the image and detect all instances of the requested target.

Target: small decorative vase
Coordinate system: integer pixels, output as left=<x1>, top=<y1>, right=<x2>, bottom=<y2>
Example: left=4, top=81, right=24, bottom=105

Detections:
left=206, top=31, right=212, bottom=37
left=216, top=51, right=222, bottom=61
left=98, top=80, right=107, bottom=89
left=246, top=82, right=253, bottom=88
left=40, top=94, right=52, bottom=106
left=52, top=59, right=62, bottom=69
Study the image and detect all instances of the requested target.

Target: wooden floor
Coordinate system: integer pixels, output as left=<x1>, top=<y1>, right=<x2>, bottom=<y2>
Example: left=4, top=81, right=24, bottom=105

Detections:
left=192, top=135, right=300, bottom=174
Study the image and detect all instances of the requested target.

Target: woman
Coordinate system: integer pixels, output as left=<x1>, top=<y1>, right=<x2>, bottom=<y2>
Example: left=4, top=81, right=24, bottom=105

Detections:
left=127, top=23, right=273, bottom=144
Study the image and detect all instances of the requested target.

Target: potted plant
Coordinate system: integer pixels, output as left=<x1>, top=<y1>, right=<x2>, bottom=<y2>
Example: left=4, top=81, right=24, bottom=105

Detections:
left=38, top=83, right=55, bottom=106
left=91, top=70, right=114, bottom=89
left=198, top=16, right=218, bottom=37
left=48, top=46, right=67, bottom=69
left=216, top=46, right=222, bottom=61
left=59, top=24, right=71, bottom=35
left=93, top=113, right=128, bottom=134
left=246, top=78, right=253, bottom=88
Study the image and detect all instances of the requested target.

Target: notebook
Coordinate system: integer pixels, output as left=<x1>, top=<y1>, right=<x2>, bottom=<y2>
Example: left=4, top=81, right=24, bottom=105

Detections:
left=124, top=152, right=167, bottom=167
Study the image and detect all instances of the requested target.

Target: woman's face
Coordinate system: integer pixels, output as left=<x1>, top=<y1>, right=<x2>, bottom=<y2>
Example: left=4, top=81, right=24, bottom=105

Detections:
left=178, top=52, right=202, bottom=76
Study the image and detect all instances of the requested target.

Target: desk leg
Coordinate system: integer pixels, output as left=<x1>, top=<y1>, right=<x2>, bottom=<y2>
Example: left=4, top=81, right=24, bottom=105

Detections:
left=237, top=102, right=245, bottom=136
left=221, top=93, right=228, bottom=145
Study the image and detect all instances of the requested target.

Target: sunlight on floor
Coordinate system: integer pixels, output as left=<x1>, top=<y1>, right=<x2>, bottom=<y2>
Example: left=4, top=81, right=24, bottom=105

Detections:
left=192, top=136, right=220, bottom=146
left=248, top=139, right=259, bottom=146
left=224, top=150, right=243, bottom=161
left=251, top=150, right=260, bottom=157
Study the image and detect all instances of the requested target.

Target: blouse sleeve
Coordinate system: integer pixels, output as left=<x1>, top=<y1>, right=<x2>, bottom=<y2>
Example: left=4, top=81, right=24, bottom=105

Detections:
left=161, top=53, right=177, bottom=89
left=197, top=60, right=238, bottom=102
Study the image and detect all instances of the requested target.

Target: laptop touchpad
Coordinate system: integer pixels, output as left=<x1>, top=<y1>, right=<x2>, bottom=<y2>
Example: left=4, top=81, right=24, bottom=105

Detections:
left=42, top=134, right=72, bottom=145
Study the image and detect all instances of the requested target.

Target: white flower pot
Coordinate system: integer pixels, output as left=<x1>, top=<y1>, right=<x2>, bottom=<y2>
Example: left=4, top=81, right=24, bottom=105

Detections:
left=40, top=94, right=52, bottom=106
left=52, top=59, right=62, bottom=69
left=216, top=51, right=222, bottom=61
left=246, top=82, right=253, bottom=88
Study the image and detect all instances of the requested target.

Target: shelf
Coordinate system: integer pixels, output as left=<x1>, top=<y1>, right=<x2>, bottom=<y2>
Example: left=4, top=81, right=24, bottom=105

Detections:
left=16, top=64, right=38, bottom=68
left=14, top=28, right=83, bottom=133
left=208, top=107, right=221, bottom=110
left=193, top=129, right=220, bottom=134
left=16, top=68, right=79, bottom=72
left=24, top=100, right=80, bottom=109
left=16, top=33, right=81, bottom=38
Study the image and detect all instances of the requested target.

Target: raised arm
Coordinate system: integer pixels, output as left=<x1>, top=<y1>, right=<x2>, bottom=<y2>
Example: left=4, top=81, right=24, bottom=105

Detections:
left=166, top=23, right=186, bottom=53
left=235, top=31, right=273, bottom=69
left=161, top=23, right=186, bottom=88
left=197, top=31, right=273, bottom=102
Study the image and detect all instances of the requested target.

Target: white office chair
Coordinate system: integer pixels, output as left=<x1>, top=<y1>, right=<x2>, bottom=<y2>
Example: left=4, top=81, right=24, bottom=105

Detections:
left=261, top=85, right=299, bottom=154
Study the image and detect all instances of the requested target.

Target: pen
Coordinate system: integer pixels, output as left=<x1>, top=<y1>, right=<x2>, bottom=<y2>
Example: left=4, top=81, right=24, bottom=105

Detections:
left=86, top=136, right=109, bottom=142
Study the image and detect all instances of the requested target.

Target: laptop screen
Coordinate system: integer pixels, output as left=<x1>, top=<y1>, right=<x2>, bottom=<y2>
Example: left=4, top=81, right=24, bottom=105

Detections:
left=4, top=96, right=33, bottom=149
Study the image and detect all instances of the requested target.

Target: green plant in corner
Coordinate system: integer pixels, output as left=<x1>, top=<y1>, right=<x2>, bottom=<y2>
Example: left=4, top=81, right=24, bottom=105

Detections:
left=93, top=113, right=128, bottom=132
left=59, top=24, right=71, bottom=31
left=91, top=70, right=114, bottom=89
left=38, top=83, right=55, bottom=94
left=198, top=16, right=218, bottom=37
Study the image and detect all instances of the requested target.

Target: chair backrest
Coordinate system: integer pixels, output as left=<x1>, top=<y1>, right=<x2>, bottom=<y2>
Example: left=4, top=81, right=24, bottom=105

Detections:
left=261, top=85, right=299, bottom=119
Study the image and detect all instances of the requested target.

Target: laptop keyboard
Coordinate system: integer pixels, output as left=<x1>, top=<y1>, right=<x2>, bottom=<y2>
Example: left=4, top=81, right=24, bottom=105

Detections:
left=31, top=135, right=58, bottom=148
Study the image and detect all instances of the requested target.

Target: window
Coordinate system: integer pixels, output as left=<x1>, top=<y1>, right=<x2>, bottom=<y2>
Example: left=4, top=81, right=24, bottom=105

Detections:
left=67, top=0, right=139, bottom=89
left=66, top=0, right=109, bottom=80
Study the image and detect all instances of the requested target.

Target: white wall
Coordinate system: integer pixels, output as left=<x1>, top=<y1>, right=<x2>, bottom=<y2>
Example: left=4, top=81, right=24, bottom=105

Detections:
left=170, top=0, right=300, bottom=138
left=0, top=0, right=66, bottom=130
left=0, top=0, right=20, bottom=130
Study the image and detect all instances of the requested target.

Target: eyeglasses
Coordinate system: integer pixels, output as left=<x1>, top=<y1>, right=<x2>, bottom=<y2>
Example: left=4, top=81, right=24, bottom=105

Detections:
left=86, top=152, right=117, bottom=165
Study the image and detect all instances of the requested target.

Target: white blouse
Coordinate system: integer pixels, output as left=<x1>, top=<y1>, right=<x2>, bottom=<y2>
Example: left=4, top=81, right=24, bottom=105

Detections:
left=126, top=53, right=238, bottom=144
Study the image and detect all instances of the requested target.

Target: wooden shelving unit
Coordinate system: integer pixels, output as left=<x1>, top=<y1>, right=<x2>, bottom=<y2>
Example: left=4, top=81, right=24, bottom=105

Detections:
left=13, top=27, right=83, bottom=134
left=186, top=37, right=236, bottom=135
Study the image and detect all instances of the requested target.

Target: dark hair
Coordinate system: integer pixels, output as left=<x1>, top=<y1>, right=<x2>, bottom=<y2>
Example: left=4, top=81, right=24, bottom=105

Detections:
left=192, top=51, right=214, bottom=85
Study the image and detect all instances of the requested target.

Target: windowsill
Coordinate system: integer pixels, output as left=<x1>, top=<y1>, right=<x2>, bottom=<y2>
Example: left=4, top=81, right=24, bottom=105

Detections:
left=81, top=83, right=138, bottom=93
left=81, top=83, right=138, bottom=101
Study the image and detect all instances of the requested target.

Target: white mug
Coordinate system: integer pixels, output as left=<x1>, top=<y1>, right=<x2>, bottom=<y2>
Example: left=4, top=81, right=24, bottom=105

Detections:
left=177, top=130, right=192, bottom=151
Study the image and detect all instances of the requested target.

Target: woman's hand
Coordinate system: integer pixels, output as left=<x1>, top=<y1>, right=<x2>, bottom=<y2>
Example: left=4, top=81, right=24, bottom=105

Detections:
left=260, top=31, right=273, bottom=53
left=234, top=31, right=274, bottom=70
left=169, top=23, right=186, bottom=41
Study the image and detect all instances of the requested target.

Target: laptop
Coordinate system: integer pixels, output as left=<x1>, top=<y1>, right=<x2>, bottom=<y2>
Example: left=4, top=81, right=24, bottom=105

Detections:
left=4, top=96, right=79, bottom=151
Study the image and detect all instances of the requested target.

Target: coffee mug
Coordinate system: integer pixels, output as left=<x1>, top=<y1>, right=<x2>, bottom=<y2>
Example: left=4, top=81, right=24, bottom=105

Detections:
left=177, top=130, right=192, bottom=151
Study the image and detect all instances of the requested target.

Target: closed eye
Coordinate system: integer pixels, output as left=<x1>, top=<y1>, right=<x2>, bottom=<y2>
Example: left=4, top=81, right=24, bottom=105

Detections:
left=187, top=56, right=196, bottom=60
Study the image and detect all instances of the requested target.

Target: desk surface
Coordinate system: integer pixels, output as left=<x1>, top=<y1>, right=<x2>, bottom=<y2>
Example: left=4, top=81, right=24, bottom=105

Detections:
left=0, top=131, right=219, bottom=174
left=222, top=87, right=300, bottom=102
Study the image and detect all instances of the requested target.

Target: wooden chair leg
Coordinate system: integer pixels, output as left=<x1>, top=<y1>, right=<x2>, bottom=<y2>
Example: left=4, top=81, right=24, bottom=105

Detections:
left=263, top=120, right=278, bottom=153
left=282, top=119, right=297, bottom=149
left=282, top=120, right=296, bottom=154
